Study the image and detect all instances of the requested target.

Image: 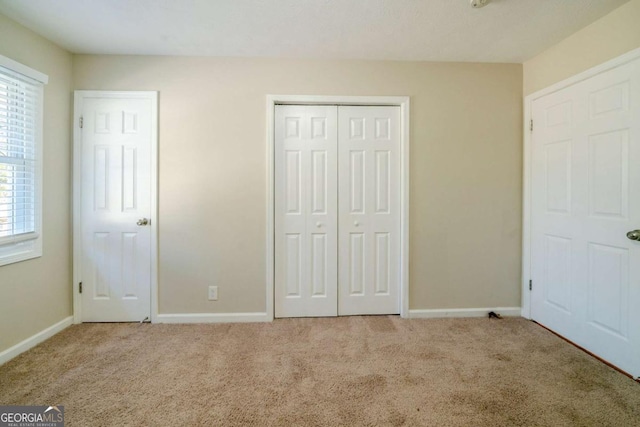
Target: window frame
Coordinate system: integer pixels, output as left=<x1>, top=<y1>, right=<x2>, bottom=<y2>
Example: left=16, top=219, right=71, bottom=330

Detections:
left=0, top=54, right=47, bottom=267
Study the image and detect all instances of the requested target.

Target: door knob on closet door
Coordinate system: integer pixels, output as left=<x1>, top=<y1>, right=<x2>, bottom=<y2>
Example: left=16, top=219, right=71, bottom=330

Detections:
left=316, top=222, right=323, bottom=228
left=354, top=221, right=360, bottom=227
left=137, top=218, right=150, bottom=226
left=627, top=230, right=640, bottom=241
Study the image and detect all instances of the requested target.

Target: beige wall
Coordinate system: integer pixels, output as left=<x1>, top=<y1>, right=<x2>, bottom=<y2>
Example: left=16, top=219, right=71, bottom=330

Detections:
left=524, top=0, right=640, bottom=95
left=0, top=14, right=73, bottom=352
left=73, top=56, right=523, bottom=313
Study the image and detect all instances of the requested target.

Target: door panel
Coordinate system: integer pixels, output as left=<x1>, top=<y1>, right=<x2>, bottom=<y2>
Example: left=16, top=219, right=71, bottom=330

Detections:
left=338, top=106, right=401, bottom=315
left=588, top=130, right=628, bottom=219
left=311, top=234, right=327, bottom=296
left=374, top=232, right=390, bottom=294
left=531, top=58, right=640, bottom=378
left=80, top=95, right=154, bottom=322
left=349, top=232, right=365, bottom=295
left=275, top=106, right=338, bottom=317
left=543, top=234, right=572, bottom=314
left=587, top=242, right=629, bottom=338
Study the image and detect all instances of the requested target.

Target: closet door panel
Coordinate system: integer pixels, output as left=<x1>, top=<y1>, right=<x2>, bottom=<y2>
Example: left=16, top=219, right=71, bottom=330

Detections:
left=275, top=105, right=338, bottom=317
left=338, top=106, right=401, bottom=315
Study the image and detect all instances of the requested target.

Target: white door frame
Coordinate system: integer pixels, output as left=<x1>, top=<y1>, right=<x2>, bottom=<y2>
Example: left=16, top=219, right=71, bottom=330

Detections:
left=72, top=90, right=159, bottom=324
left=266, top=95, right=411, bottom=320
left=522, top=47, right=640, bottom=319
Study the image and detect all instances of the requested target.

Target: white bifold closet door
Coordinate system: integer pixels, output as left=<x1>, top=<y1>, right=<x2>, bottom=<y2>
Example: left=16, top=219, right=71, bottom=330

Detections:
left=275, top=106, right=339, bottom=317
left=275, top=105, right=400, bottom=318
left=338, top=106, right=401, bottom=315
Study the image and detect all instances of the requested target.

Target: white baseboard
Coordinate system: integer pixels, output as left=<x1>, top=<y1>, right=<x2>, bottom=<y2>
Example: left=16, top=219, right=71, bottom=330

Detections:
left=156, top=312, right=271, bottom=324
left=0, top=316, right=73, bottom=366
left=408, top=307, right=522, bottom=319
left=158, top=309, right=522, bottom=323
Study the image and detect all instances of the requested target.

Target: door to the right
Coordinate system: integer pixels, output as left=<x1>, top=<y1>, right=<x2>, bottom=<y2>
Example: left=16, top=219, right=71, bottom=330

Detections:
left=531, top=57, right=640, bottom=378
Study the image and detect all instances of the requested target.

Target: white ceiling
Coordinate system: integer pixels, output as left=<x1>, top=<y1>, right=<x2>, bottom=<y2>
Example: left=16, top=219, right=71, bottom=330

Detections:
left=0, top=0, right=629, bottom=63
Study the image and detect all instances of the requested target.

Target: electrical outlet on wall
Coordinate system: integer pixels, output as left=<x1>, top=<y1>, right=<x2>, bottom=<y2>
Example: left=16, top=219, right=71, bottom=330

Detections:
left=208, top=286, right=218, bottom=301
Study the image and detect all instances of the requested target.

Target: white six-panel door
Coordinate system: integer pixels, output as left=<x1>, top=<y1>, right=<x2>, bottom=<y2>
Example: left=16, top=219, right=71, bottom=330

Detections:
left=274, top=105, right=400, bottom=317
left=275, top=106, right=338, bottom=317
left=79, top=94, right=155, bottom=322
left=338, top=106, right=401, bottom=315
left=531, top=58, right=640, bottom=377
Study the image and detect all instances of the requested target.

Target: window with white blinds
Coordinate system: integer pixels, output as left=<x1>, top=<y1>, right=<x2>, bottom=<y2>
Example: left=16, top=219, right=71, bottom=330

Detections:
left=0, top=55, right=46, bottom=266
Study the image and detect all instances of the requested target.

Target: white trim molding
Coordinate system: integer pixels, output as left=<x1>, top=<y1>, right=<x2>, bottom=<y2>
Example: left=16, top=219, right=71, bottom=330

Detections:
left=409, top=307, right=522, bottom=319
left=522, top=47, right=640, bottom=320
left=0, top=56, right=45, bottom=267
left=0, top=316, right=73, bottom=366
left=0, top=53, right=48, bottom=84
left=73, top=91, right=159, bottom=324
left=266, top=95, right=411, bottom=320
left=156, top=313, right=270, bottom=324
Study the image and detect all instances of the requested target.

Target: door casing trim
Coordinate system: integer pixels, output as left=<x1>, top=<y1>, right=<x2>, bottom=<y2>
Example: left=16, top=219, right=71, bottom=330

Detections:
left=266, top=95, right=410, bottom=320
left=72, top=90, right=159, bottom=324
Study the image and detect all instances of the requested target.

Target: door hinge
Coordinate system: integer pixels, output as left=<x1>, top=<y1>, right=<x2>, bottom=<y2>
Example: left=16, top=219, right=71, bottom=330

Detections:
left=79, top=282, right=83, bottom=293
left=530, top=119, right=533, bottom=132
left=529, top=280, right=532, bottom=291
left=79, top=116, right=83, bottom=129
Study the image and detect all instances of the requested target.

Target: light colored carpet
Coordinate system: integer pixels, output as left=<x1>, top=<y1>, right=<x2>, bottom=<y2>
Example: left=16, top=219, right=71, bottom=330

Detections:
left=0, top=316, right=638, bottom=426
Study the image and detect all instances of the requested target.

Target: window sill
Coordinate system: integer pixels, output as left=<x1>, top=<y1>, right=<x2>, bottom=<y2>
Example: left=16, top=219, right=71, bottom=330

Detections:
left=0, top=238, right=42, bottom=267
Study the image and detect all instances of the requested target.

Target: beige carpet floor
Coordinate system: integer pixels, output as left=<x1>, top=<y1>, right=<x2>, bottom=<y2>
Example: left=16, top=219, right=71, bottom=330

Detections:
left=0, top=316, right=638, bottom=426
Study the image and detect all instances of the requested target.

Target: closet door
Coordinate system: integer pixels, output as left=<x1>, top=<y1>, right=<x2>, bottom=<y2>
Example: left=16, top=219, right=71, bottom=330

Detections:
left=275, top=105, right=338, bottom=317
left=338, top=106, right=401, bottom=315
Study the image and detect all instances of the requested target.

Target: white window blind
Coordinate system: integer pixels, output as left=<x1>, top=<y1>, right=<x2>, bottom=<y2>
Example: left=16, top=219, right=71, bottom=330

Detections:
left=0, top=65, right=43, bottom=248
